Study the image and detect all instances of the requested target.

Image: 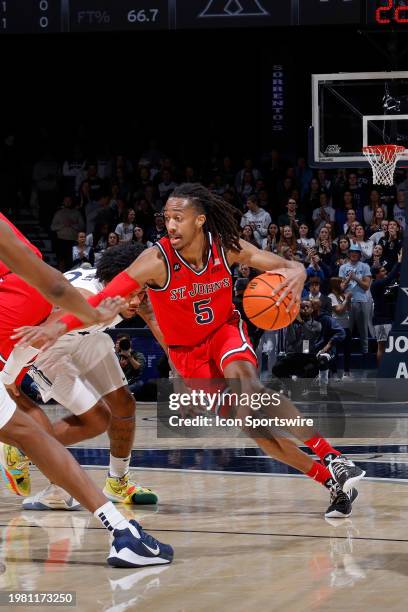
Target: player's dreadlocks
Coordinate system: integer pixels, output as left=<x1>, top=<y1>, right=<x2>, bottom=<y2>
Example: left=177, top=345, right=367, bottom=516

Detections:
left=171, top=183, right=242, bottom=252
left=96, top=243, right=146, bottom=284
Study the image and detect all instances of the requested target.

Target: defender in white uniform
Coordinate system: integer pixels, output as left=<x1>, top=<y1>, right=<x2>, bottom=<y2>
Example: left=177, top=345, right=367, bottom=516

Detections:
left=1, top=244, right=163, bottom=510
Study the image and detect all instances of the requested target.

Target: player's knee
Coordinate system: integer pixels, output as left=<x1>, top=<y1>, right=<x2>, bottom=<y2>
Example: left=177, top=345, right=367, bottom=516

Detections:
left=81, top=401, right=111, bottom=436
left=106, top=387, right=136, bottom=419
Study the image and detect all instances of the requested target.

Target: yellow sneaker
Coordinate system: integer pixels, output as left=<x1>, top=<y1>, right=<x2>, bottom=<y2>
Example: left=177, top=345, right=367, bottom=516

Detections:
left=0, top=443, right=31, bottom=496
left=103, top=474, right=158, bottom=505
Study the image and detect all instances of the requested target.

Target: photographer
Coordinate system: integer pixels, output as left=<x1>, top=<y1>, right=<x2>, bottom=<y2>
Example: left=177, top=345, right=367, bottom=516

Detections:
left=115, top=334, right=146, bottom=395
left=272, top=300, right=344, bottom=384
left=371, top=251, right=401, bottom=366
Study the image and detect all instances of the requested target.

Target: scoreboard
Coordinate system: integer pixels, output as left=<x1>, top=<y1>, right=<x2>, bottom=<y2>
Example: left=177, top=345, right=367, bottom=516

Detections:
left=0, top=1, right=407, bottom=34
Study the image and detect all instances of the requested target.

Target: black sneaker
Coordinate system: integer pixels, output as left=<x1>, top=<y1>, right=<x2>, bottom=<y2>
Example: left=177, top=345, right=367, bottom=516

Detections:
left=325, top=486, right=358, bottom=519
left=328, top=455, right=365, bottom=493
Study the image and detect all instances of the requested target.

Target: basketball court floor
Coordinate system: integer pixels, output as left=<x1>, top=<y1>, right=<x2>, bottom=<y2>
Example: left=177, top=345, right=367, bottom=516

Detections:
left=1, top=395, right=408, bottom=611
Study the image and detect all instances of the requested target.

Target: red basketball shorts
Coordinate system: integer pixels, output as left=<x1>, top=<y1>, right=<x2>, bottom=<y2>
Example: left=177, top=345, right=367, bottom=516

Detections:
left=168, top=311, right=258, bottom=379
left=0, top=273, right=52, bottom=382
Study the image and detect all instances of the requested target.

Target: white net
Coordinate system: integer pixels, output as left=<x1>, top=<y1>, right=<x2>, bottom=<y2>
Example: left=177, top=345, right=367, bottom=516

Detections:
left=362, top=144, right=405, bottom=186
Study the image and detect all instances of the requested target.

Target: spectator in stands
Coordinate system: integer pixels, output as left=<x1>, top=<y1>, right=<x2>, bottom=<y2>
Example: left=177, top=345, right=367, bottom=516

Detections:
left=370, top=219, right=389, bottom=245
left=50, top=196, right=85, bottom=271
left=328, top=277, right=352, bottom=378
left=393, top=190, right=406, bottom=231
left=277, top=177, right=296, bottom=209
left=332, top=168, right=348, bottom=206
left=339, top=243, right=372, bottom=357
left=342, top=209, right=357, bottom=235
left=297, top=223, right=315, bottom=250
left=277, top=198, right=305, bottom=232
left=143, top=184, right=162, bottom=214
left=237, top=170, right=256, bottom=206
left=262, top=222, right=279, bottom=252
left=363, top=189, right=387, bottom=226
left=235, top=158, right=262, bottom=192
left=133, top=196, right=155, bottom=229
left=115, top=208, right=136, bottom=243
left=368, top=243, right=388, bottom=273
left=302, top=177, right=323, bottom=215
left=379, top=220, right=403, bottom=268
left=335, top=190, right=362, bottom=234
left=240, top=194, right=271, bottom=246
left=317, top=169, right=332, bottom=194
left=86, top=222, right=110, bottom=264
left=350, top=224, right=373, bottom=261
left=312, top=192, right=335, bottom=237
left=72, top=231, right=94, bottom=268
left=108, top=232, right=119, bottom=247
left=79, top=180, right=91, bottom=208
left=115, top=334, right=146, bottom=396
left=311, top=297, right=346, bottom=383
left=132, top=225, right=152, bottom=248
left=148, top=211, right=166, bottom=244
left=277, top=225, right=298, bottom=258
left=272, top=299, right=344, bottom=384
left=62, top=145, right=85, bottom=197
left=367, top=206, right=386, bottom=237
left=306, top=276, right=332, bottom=315
left=83, top=163, right=104, bottom=201
left=347, top=171, right=365, bottom=210
left=305, top=249, right=331, bottom=283
left=316, top=226, right=335, bottom=268
left=158, top=169, right=178, bottom=202
left=371, top=252, right=401, bottom=365
left=332, top=235, right=350, bottom=275
left=241, top=224, right=259, bottom=247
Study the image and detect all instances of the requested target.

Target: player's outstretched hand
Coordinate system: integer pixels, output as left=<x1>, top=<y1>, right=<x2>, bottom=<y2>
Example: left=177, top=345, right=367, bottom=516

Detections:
left=266, top=265, right=306, bottom=312
left=11, top=321, right=67, bottom=351
left=93, top=296, right=126, bottom=323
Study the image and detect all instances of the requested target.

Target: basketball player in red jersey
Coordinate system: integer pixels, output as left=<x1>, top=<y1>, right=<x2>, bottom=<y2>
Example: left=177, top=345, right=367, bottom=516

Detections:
left=18, top=184, right=365, bottom=518
left=0, top=215, right=173, bottom=567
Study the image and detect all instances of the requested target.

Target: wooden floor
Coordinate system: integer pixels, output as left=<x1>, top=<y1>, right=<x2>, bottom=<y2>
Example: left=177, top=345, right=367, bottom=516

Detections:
left=1, top=402, right=408, bottom=611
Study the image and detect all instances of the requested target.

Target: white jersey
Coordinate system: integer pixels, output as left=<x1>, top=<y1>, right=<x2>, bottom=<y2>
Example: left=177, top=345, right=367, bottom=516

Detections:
left=29, top=266, right=126, bottom=411
left=63, top=267, right=122, bottom=336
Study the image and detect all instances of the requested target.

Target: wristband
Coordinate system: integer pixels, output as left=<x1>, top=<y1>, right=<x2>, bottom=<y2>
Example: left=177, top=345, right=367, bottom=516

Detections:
left=60, top=271, right=141, bottom=333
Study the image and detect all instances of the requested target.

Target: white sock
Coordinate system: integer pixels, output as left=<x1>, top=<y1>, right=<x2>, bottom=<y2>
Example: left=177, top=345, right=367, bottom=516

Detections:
left=109, top=454, right=131, bottom=478
left=94, top=501, right=129, bottom=533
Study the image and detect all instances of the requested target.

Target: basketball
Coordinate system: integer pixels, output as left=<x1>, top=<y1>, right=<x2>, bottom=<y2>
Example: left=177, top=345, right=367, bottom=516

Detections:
left=243, top=273, right=300, bottom=330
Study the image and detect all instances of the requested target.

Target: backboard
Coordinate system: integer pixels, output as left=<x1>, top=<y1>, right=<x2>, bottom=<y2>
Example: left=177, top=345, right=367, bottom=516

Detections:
left=309, top=71, right=408, bottom=168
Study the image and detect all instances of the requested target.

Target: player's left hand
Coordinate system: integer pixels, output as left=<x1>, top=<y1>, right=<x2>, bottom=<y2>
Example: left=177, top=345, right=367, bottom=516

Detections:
left=12, top=321, right=67, bottom=350
left=267, top=265, right=306, bottom=312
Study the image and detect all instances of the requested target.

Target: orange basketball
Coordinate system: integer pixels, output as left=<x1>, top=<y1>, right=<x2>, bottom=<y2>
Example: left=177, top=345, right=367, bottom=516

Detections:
left=243, top=273, right=300, bottom=330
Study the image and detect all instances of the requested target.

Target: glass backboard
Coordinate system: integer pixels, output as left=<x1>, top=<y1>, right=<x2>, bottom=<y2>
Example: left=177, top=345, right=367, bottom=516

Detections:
left=309, top=71, right=408, bottom=168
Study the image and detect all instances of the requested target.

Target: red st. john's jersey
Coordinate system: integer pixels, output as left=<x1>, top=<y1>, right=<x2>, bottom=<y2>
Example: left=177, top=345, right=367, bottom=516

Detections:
left=0, top=212, right=43, bottom=277
left=147, top=233, right=234, bottom=346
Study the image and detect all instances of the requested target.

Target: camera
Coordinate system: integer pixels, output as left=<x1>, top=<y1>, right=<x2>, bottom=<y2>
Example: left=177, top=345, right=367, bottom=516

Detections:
left=118, top=338, right=131, bottom=351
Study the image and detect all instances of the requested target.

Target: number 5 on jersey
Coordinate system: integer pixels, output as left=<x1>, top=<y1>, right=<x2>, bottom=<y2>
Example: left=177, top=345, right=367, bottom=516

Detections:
left=193, top=299, right=214, bottom=324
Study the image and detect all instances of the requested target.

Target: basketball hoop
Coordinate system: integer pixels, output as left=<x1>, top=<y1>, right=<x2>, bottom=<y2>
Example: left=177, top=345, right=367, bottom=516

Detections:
left=362, top=144, right=405, bottom=186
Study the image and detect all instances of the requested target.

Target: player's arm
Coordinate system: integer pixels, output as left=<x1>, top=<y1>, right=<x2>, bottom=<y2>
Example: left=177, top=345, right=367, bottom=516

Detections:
left=13, top=246, right=167, bottom=349
left=227, top=239, right=307, bottom=310
left=0, top=220, right=123, bottom=326
left=136, top=294, right=168, bottom=353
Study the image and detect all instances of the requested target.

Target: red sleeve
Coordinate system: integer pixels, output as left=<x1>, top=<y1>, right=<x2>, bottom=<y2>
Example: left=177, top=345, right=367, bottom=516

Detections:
left=60, top=271, right=141, bottom=332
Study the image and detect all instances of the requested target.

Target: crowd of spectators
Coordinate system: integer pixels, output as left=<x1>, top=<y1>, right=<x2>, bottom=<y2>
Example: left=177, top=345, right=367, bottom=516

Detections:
left=1, top=137, right=405, bottom=381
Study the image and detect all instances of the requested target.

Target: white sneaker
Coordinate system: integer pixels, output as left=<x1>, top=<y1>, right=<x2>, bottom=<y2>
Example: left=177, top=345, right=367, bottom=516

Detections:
left=22, top=484, right=81, bottom=511
left=342, top=373, right=351, bottom=379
